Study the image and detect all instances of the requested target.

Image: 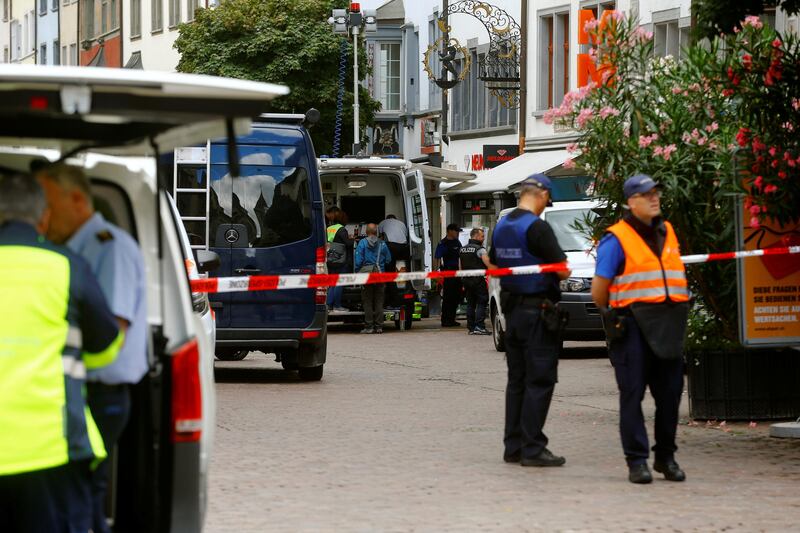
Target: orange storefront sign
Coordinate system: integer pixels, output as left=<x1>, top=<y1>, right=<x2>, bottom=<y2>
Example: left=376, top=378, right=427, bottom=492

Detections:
left=738, top=204, right=800, bottom=346
left=577, top=9, right=617, bottom=88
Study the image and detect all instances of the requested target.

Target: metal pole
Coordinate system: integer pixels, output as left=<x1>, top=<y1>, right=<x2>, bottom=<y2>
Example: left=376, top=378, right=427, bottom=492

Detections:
left=518, top=0, right=527, bottom=154
left=441, top=0, right=449, bottom=150
left=352, top=25, right=360, bottom=155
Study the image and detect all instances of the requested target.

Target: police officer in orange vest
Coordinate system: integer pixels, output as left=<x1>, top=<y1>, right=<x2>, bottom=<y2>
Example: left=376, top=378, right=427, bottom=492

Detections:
left=592, top=174, right=690, bottom=484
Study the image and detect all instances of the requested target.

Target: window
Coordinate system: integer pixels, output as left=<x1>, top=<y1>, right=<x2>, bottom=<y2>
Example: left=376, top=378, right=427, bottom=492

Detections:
left=187, top=0, right=198, bottom=22
left=82, top=0, right=95, bottom=39
left=653, top=21, right=688, bottom=59
left=53, top=40, right=60, bottom=64
left=40, top=0, right=47, bottom=15
left=62, top=45, right=68, bottom=65
left=40, top=43, right=47, bottom=64
left=53, top=0, right=58, bottom=10
left=3, top=46, right=8, bottom=63
left=10, top=20, right=19, bottom=61
left=538, top=11, right=569, bottom=110
left=2, top=0, right=8, bottom=21
left=152, top=0, right=163, bottom=32
left=169, top=0, right=180, bottom=27
left=131, top=0, right=141, bottom=37
left=110, top=0, right=118, bottom=30
left=376, top=42, right=401, bottom=111
left=451, top=48, right=517, bottom=132
left=427, top=13, right=441, bottom=109
left=101, top=0, right=108, bottom=33
left=70, top=43, right=78, bottom=66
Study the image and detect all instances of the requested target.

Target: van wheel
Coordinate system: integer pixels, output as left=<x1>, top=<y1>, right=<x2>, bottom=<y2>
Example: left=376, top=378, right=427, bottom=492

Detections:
left=278, top=351, right=299, bottom=371
left=215, top=349, right=249, bottom=361
left=394, top=310, right=414, bottom=330
left=298, top=365, right=324, bottom=381
left=492, top=307, right=505, bottom=352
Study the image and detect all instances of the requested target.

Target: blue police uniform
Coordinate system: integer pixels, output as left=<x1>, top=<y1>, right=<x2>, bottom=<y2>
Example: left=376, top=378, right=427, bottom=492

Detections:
left=435, top=236, right=463, bottom=326
left=67, top=212, right=147, bottom=533
left=596, top=228, right=684, bottom=470
left=492, top=208, right=565, bottom=463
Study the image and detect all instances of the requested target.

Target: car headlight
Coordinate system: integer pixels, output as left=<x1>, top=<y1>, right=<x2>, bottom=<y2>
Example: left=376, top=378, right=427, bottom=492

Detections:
left=559, top=277, right=591, bottom=292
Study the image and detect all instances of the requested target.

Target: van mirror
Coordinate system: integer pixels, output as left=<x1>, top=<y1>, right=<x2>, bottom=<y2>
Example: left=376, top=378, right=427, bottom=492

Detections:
left=195, top=250, right=221, bottom=273
left=304, top=108, right=321, bottom=128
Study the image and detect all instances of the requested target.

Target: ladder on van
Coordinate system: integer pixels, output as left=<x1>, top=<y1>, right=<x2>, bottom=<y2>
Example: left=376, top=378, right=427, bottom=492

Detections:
left=173, top=141, right=211, bottom=250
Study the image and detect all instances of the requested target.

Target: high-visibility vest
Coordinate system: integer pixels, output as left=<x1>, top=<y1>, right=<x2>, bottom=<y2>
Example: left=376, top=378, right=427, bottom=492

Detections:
left=1, top=225, right=123, bottom=476
left=326, top=224, right=343, bottom=243
left=607, top=219, right=689, bottom=308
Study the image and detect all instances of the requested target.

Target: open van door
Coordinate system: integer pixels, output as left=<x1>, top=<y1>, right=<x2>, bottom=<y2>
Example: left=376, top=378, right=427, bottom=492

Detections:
left=403, top=168, right=432, bottom=290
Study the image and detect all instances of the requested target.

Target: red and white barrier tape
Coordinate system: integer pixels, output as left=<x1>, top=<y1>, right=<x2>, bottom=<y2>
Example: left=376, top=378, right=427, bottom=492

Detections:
left=190, top=246, right=800, bottom=294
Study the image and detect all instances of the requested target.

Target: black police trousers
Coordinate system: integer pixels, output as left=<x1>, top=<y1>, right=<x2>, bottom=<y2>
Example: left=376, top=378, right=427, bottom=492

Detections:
left=504, top=302, right=559, bottom=460
left=608, top=315, right=684, bottom=466
left=441, top=277, right=462, bottom=326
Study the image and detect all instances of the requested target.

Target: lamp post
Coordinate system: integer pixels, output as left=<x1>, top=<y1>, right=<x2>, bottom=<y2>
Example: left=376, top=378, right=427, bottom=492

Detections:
left=329, top=2, right=378, bottom=156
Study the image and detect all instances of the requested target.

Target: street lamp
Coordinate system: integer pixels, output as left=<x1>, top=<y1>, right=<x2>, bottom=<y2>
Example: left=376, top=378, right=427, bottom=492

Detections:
left=328, top=2, right=378, bottom=155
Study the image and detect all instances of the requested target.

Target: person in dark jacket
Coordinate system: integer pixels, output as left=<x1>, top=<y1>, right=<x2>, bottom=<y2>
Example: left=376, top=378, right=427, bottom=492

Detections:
left=325, top=206, right=352, bottom=312
left=460, top=228, right=492, bottom=335
left=435, top=223, right=464, bottom=327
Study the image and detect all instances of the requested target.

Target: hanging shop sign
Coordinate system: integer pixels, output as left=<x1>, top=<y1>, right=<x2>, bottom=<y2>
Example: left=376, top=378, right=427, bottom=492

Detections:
left=482, top=144, right=519, bottom=169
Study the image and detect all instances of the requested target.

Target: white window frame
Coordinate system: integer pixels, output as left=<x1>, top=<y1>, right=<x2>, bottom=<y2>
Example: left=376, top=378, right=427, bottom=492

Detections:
left=186, top=0, right=198, bottom=22
left=169, top=0, right=181, bottom=28
left=537, top=9, right=570, bottom=111
left=376, top=41, right=401, bottom=112
left=152, top=0, right=163, bottom=33
left=130, top=0, right=141, bottom=38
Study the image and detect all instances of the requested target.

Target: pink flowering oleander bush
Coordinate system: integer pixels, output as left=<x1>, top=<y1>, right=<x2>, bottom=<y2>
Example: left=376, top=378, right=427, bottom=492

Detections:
left=545, top=15, right=800, bottom=344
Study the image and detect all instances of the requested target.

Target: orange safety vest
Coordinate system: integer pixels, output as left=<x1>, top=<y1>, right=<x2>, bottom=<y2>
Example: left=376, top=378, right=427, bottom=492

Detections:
left=607, top=220, right=689, bottom=308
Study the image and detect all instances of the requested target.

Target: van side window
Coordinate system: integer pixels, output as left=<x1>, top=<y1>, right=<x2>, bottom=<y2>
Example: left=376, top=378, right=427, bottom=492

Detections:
left=209, top=165, right=312, bottom=248
left=406, top=174, right=417, bottom=192
left=409, top=194, right=424, bottom=242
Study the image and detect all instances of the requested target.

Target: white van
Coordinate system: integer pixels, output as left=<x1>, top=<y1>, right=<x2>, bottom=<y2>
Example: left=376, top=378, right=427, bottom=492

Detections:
left=317, top=157, right=432, bottom=329
left=489, top=200, right=606, bottom=352
left=0, top=65, right=286, bottom=531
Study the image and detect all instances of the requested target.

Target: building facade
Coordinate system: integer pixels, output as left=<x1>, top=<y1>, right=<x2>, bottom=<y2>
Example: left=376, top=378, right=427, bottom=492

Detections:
left=60, top=0, right=79, bottom=66
left=36, top=0, right=59, bottom=65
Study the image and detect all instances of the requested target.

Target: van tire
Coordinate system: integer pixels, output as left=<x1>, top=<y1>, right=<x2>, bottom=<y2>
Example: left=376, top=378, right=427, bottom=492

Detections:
left=215, top=349, right=249, bottom=361
left=298, top=365, right=324, bottom=381
left=279, top=353, right=299, bottom=371
left=492, top=306, right=505, bottom=352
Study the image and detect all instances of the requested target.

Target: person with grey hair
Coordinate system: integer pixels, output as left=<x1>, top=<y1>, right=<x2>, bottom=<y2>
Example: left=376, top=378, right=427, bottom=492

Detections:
left=354, top=223, right=392, bottom=334
left=36, top=163, right=147, bottom=533
left=0, top=172, right=123, bottom=532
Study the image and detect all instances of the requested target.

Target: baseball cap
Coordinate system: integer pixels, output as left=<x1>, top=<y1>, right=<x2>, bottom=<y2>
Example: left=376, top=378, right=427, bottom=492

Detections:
left=623, top=174, right=660, bottom=199
left=521, top=173, right=553, bottom=192
left=446, top=223, right=462, bottom=232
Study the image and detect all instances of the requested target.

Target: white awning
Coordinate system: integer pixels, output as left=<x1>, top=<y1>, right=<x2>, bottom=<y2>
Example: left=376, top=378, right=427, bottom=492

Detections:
left=411, top=164, right=476, bottom=183
left=441, top=149, right=570, bottom=195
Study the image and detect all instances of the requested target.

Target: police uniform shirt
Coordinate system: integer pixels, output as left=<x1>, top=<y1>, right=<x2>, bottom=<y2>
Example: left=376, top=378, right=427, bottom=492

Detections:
left=488, top=208, right=566, bottom=299
left=68, top=213, right=148, bottom=385
left=435, top=237, right=462, bottom=270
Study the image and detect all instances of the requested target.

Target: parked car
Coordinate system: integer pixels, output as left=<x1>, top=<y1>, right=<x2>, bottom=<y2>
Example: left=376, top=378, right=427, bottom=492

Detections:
left=489, top=200, right=605, bottom=352
left=317, top=156, right=433, bottom=330
left=0, top=64, right=286, bottom=532
left=170, top=113, right=327, bottom=380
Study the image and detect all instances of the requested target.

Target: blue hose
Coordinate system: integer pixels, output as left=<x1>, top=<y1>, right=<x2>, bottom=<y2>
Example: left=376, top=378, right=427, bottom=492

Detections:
left=332, top=38, right=348, bottom=158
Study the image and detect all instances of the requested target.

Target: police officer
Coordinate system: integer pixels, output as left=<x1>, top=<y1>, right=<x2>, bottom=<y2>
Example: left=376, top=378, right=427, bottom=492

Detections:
left=489, top=174, right=571, bottom=467
left=459, top=227, right=492, bottom=335
left=325, top=206, right=351, bottom=312
left=591, top=174, right=690, bottom=484
left=435, top=223, right=464, bottom=327
left=37, top=164, right=148, bottom=532
left=0, top=173, right=123, bottom=533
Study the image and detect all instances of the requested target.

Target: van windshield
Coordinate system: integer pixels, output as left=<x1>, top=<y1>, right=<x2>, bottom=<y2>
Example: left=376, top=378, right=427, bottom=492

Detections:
left=209, top=165, right=312, bottom=248
left=546, top=208, right=596, bottom=252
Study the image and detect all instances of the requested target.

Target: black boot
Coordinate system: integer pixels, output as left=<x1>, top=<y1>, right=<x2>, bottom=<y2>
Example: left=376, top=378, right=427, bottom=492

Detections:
left=628, top=463, right=653, bottom=484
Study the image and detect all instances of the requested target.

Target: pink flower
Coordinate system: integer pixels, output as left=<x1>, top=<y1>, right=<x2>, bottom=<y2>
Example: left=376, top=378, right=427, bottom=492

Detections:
left=709, top=142, right=718, bottom=151
left=588, top=47, right=598, bottom=62
left=584, top=19, right=599, bottom=32
left=653, top=145, right=664, bottom=156
left=661, top=144, right=677, bottom=160
left=563, top=158, right=576, bottom=170
left=768, top=147, right=778, bottom=157
left=753, top=175, right=764, bottom=189
left=691, top=128, right=701, bottom=139
left=705, top=122, right=719, bottom=133
left=765, top=184, right=778, bottom=194
left=576, top=108, right=594, bottom=129
left=697, top=137, right=707, bottom=146
left=639, top=134, right=658, bottom=148
left=671, top=87, right=683, bottom=95
left=543, top=109, right=556, bottom=125
left=599, top=106, right=620, bottom=119
left=772, top=38, right=782, bottom=48
left=743, top=15, right=763, bottom=29
left=750, top=204, right=761, bottom=214
left=565, top=143, right=580, bottom=153
left=750, top=216, right=761, bottom=228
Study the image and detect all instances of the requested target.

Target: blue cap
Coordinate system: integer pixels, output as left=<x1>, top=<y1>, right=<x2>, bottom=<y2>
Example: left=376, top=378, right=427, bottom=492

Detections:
left=623, top=174, right=659, bottom=199
left=521, top=173, right=553, bottom=192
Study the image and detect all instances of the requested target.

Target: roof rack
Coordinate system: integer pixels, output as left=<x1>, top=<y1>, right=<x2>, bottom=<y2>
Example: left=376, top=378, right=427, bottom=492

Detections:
left=257, top=113, right=306, bottom=124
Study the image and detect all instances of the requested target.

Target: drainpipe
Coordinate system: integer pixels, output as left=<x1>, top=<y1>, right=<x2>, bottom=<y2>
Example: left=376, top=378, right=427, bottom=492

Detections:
left=440, top=0, right=448, bottom=156
left=518, top=0, right=527, bottom=153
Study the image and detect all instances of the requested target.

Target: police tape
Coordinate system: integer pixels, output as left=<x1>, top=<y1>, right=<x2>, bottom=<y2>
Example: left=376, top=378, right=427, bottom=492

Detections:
left=189, top=246, right=800, bottom=294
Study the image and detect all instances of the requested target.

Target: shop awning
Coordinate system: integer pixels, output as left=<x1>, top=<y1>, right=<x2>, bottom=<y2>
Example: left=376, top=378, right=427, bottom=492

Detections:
left=441, top=149, right=570, bottom=195
left=411, top=163, right=476, bottom=183
left=124, top=51, right=143, bottom=70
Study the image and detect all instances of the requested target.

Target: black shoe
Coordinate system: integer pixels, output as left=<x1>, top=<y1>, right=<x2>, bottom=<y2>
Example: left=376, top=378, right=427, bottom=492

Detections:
left=521, top=448, right=566, bottom=467
left=503, top=451, right=521, bottom=463
left=628, top=463, right=653, bottom=484
left=653, top=460, right=686, bottom=482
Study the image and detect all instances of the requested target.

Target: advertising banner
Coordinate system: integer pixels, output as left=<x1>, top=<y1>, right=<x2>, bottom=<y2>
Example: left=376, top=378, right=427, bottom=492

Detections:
left=482, top=144, right=519, bottom=169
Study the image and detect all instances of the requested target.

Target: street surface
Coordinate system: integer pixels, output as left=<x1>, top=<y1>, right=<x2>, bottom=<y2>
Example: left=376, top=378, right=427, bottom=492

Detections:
left=208, top=320, right=800, bottom=532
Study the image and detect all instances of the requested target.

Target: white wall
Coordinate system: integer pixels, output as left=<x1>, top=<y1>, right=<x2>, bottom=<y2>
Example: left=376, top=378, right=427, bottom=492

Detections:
left=36, top=0, right=59, bottom=65
left=123, top=0, right=202, bottom=70
left=59, top=1, right=79, bottom=66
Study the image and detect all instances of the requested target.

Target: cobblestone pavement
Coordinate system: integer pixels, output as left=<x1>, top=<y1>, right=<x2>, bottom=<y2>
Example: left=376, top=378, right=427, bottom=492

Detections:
left=207, top=319, right=800, bottom=532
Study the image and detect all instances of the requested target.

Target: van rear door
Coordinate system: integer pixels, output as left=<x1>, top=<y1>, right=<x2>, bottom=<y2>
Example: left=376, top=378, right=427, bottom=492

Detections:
left=209, top=129, right=318, bottom=329
left=403, top=168, right=432, bottom=290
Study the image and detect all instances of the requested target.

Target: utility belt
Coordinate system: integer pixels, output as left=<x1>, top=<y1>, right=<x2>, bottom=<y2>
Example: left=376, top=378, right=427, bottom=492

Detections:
left=500, top=290, right=569, bottom=335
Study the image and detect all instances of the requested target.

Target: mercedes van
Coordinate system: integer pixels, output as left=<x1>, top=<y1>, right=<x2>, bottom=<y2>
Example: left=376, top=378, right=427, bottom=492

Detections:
left=171, top=114, right=327, bottom=380
left=0, top=65, right=287, bottom=532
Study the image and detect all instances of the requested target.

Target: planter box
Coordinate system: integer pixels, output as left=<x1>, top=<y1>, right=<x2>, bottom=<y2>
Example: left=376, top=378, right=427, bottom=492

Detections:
left=687, top=347, right=800, bottom=420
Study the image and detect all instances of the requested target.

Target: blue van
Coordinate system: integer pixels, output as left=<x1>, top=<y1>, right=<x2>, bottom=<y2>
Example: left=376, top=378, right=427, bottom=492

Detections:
left=171, top=113, right=328, bottom=380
